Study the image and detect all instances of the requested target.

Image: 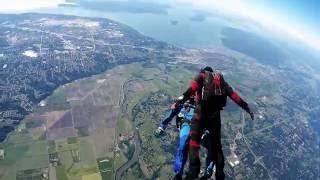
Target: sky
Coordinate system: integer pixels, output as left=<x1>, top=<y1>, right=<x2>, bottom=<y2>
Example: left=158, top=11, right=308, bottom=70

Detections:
left=0, top=0, right=64, bottom=12
left=175, top=0, right=320, bottom=51
left=250, top=0, right=319, bottom=34
left=0, top=0, right=319, bottom=50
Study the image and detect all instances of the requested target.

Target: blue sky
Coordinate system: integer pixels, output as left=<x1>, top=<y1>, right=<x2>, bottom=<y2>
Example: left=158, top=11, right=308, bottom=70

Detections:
left=179, top=0, right=319, bottom=50
left=248, top=0, right=320, bottom=34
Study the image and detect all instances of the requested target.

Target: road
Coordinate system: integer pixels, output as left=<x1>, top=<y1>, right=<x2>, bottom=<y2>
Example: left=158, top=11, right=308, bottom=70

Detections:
left=240, top=112, right=273, bottom=180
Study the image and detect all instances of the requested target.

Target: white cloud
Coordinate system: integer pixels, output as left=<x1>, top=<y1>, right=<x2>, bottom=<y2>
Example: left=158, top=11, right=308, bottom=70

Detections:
left=174, top=0, right=320, bottom=51
left=0, top=0, right=64, bottom=13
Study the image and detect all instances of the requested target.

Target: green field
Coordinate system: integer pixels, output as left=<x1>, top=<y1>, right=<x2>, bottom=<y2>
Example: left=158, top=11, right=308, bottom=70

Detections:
left=127, top=91, right=146, bottom=116
left=0, top=144, right=29, bottom=166
left=97, top=157, right=113, bottom=180
left=56, top=165, right=68, bottom=180
left=114, top=152, right=128, bottom=170
left=35, top=88, right=71, bottom=112
left=26, top=141, right=47, bottom=156
left=0, top=62, right=200, bottom=180
left=54, top=137, right=100, bottom=178
left=117, top=116, right=133, bottom=135
left=18, top=155, right=48, bottom=170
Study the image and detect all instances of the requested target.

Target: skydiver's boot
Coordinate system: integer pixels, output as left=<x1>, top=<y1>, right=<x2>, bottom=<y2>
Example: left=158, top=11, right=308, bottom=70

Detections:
left=199, top=174, right=210, bottom=180
left=200, top=161, right=214, bottom=180
left=200, top=168, right=213, bottom=180
left=214, top=144, right=225, bottom=180
left=215, top=171, right=225, bottom=180
left=185, top=148, right=201, bottom=180
left=154, top=126, right=164, bottom=137
left=173, top=173, right=182, bottom=180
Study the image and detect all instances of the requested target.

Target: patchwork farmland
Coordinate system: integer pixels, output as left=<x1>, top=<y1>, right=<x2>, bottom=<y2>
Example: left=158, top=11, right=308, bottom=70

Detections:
left=0, top=62, right=194, bottom=180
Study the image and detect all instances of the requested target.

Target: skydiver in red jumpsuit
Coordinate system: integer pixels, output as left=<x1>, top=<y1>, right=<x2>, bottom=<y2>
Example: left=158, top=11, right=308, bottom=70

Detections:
left=177, top=66, right=254, bottom=180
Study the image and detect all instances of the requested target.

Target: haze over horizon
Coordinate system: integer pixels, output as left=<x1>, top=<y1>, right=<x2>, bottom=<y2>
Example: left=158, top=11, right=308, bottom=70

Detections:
left=176, top=0, right=320, bottom=51
left=0, top=0, right=319, bottom=51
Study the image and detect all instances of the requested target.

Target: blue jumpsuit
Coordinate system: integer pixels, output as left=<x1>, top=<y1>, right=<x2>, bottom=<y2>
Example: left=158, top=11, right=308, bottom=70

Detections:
left=159, top=104, right=183, bottom=130
left=173, top=107, right=194, bottom=176
left=159, top=105, right=214, bottom=177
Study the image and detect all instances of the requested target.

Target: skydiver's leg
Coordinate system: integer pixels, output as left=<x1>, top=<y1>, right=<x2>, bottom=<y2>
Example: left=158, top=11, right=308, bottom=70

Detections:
left=160, top=105, right=182, bottom=129
left=205, top=137, right=215, bottom=178
left=209, top=111, right=225, bottom=180
left=186, top=105, right=204, bottom=180
left=201, top=129, right=213, bottom=170
left=180, top=125, right=190, bottom=174
left=182, top=140, right=189, bottom=171
left=174, top=124, right=190, bottom=176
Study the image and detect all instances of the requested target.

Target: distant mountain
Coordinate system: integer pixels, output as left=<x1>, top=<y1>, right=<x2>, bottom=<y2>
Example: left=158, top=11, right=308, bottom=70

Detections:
left=221, top=27, right=286, bottom=66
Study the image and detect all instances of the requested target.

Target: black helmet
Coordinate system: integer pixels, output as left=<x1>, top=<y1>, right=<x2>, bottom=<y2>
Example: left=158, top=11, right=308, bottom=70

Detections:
left=201, top=66, right=213, bottom=72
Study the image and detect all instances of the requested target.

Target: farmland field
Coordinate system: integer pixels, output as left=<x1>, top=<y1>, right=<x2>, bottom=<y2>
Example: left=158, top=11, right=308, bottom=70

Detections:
left=0, top=61, right=192, bottom=180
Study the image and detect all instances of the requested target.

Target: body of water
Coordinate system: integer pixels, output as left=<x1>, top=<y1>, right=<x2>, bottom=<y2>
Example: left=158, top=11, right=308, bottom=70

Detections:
left=35, top=3, right=232, bottom=48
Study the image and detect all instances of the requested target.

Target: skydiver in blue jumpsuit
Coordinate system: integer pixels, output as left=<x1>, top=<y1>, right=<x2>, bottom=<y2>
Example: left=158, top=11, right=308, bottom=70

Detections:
left=155, top=96, right=186, bottom=135
left=155, top=98, right=214, bottom=180
left=173, top=101, right=194, bottom=180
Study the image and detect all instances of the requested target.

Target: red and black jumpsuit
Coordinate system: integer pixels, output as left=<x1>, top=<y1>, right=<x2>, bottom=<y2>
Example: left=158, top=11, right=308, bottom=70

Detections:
left=181, top=71, right=252, bottom=180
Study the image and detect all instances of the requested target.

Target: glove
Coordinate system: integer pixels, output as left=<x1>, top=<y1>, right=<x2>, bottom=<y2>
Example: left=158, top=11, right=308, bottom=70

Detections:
left=174, top=96, right=184, bottom=108
left=243, top=105, right=254, bottom=121
left=249, top=111, right=254, bottom=121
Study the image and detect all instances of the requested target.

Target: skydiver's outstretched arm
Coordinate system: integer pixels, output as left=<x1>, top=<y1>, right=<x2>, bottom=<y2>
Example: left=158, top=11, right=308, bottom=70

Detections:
left=222, top=76, right=254, bottom=120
